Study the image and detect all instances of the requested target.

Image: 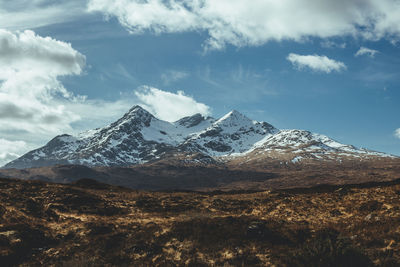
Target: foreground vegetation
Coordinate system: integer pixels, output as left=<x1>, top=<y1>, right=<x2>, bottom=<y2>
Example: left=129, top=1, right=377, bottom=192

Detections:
left=0, top=177, right=399, bottom=266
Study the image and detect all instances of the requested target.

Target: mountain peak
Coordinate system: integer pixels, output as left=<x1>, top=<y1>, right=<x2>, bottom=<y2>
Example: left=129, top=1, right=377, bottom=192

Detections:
left=116, top=105, right=154, bottom=125
left=227, top=109, right=244, bottom=116
left=127, top=105, right=151, bottom=115
left=216, top=110, right=252, bottom=125
left=175, top=113, right=214, bottom=128
left=4, top=104, right=394, bottom=169
left=87, top=105, right=154, bottom=138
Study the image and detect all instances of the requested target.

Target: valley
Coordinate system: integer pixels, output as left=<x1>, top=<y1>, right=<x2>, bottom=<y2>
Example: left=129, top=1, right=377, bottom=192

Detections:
left=1, top=105, right=399, bottom=266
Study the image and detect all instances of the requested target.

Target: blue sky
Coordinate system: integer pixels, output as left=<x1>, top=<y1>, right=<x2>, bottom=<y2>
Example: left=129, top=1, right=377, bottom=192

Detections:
left=0, top=0, right=399, bottom=165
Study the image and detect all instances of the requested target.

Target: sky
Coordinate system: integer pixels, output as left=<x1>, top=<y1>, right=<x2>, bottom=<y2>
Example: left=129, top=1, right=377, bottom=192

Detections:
left=0, top=0, right=400, bottom=165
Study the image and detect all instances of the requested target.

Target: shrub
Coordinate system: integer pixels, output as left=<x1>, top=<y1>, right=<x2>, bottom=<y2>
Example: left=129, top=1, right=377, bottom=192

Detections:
left=284, top=228, right=373, bottom=267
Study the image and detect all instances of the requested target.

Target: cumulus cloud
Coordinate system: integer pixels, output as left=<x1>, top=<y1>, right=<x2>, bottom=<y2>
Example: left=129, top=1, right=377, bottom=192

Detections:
left=0, top=139, right=29, bottom=166
left=0, top=29, right=86, bottom=134
left=287, top=53, right=346, bottom=73
left=0, top=29, right=96, bottom=165
left=395, top=129, right=400, bottom=139
left=355, top=47, right=379, bottom=58
left=135, top=86, right=211, bottom=121
left=88, top=0, right=400, bottom=50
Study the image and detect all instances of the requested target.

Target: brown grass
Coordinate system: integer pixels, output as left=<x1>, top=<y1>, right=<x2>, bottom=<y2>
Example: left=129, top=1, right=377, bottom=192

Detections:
left=0, top=177, right=399, bottom=266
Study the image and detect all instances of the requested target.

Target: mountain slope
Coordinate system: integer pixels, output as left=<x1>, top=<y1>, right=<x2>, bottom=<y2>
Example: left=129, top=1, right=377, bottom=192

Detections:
left=180, top=110, right=278, bottom=156
left=4, top=106, right=215, bottom=168
left=3, top=106, right=395, bottom=169
left=259, top=130, right=388, bottom=158
left=225, top=129, right=394, bottom=169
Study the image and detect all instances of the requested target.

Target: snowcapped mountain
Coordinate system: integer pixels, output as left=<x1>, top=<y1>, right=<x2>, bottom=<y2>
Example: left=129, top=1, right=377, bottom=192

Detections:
left=226, top=129, right=394, bottom=167
left=254, top=129, right=389, bottom=158
left=3, top=106, right=215, bottom=168
left=180, top=110, right=278, bottom=156
left=3, top=106, right=395, bottom=169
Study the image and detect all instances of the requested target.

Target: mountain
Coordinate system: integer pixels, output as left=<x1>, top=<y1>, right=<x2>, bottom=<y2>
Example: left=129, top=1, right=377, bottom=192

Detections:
left=233, top=129, right=390, bottom=162
left=224, top=129, right=395, bottom=171
left=3, top=106, right=395, bottom=169
left=3, top=106, right=215, bottom=169
left=180, top=110, right=278, bottom=156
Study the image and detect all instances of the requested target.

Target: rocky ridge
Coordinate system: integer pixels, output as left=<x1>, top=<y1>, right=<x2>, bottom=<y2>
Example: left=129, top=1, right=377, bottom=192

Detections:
left=3, top=106, right=395, bottom=169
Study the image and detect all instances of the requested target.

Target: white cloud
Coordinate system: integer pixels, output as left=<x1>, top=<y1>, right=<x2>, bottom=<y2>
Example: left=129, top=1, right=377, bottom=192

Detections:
left=287, top=53, right=346, bottom=73
left=0, top=29, right=86, bottom=134
left=0, top=0, right=87, bottom=30
left=135, top=86, right=211, bottom=121
left=161, top=70, right=189, bottom=85
left=0, top=139, right=29, bottom=167
left=88, top=0, right=400, bottom=50
left=395, top=128, right=400, bottom=139
left=0, top=29, right=88, bottom=165
left=355, top=47, right=379, bottom=58
left=320, top=40, right=346, bottom=49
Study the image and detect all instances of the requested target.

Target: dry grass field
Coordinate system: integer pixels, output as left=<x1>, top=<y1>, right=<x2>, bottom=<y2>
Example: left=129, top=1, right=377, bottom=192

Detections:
left=0, top=177, right=399, bottom=266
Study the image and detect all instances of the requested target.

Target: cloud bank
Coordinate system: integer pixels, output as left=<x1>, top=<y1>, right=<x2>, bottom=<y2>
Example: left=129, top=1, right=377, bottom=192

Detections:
left=0, top=29, right=88, bottom=165
left=135, top=86, right=211, bottom=121
left=88, top=0, right=400, bottom=50
left=0, top=29, right=86, bottom=134
left=355, top=47, right=379, bottom=58
left=287, top=53, right=346, bottom=73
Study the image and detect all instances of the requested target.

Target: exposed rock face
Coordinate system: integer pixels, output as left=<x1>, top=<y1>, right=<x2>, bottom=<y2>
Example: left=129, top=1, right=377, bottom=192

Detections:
left=3, top=106, right=395, bottom=169
left=180, top=110, right=278, bottom=156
